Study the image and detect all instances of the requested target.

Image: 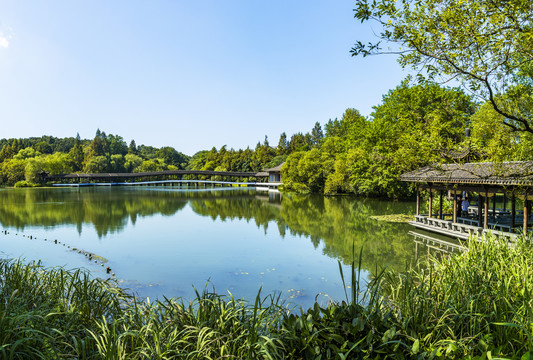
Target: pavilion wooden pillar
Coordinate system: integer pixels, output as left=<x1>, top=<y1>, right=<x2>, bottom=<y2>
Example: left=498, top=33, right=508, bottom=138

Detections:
left=511, top=194, right=516, bottom=232
left=452, top=190, right=457, bottom=223
left=439, top=190, right=443, bottom=219
left=503, top=194, right=507, bottom=212
left=478, top=194, right=483, bottom=227
left=428, top=189, right=433, bottom=218
left=524, top=191, right=529, bottom=237
left=416, top=188, right=420, bottom=216
left=484, top=190, right=489, bottom=229
left=492, top=194, right=497, bottom=220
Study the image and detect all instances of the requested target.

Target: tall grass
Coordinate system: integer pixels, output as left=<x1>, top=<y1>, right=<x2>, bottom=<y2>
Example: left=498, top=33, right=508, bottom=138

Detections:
left=379, top=234, right=533, bottom=358
left=1, top=233, right=532, bottom=359
left=0, top=259, right=128, bottom=359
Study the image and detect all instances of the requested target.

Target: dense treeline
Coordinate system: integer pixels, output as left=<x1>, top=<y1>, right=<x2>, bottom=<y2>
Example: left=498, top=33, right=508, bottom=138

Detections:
left=185, top=124, right=323, bottom=173
left=0, top=124, right=323, bottom=186
left=4, top=80, right=531, bottom=195
left=0, top=130, right=191, bottom=186
left=281, top=81, right=533, bottom=198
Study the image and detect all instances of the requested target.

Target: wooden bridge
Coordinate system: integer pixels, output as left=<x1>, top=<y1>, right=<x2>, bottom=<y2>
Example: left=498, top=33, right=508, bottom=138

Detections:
left=46, top=169, right=266, bottom=182
left=45, top=170, right=282, bottom=189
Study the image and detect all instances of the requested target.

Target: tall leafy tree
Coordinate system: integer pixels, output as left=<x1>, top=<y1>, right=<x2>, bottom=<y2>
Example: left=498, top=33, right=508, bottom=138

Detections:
left=311, top=122, right=324, bottom=147
left=352, top=0, right=533, bottom=133
left=33, top=142, right=52, bottom=154
left=68, top=133, right=85, bottom=171
left=325, top=118, right=341, bottom=137
left=276, top=132, right=288, bottom=156
left=108, top=134, right=128, bottom=155
left=155, top=146, right=188, bottom=169
left=349, top=82, right=475, bottom=197
left=128, top=140, right=138, bottom=154
left=84, top=130, right=110, bottom=172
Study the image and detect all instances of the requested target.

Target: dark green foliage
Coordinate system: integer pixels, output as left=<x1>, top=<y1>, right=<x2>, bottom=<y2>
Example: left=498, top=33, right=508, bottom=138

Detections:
left=186, top=142, right=276, bottom=173
left=311, top=121, right=324, bottom=147
left=107, top=134, right=128, bottom=156
left=288, top=132, right=312, bottom=153
left=137, top=145, right=158, bottom=160
left=128, top=139, right=138, bottom=155
left=33, top=141, right=52, bottom=154
left=283, top=82, right=476, bottom=198
left=352, top=0, right=533, bottom=134
left=68, top=135, right=85, bottom=172
left=0, top=131, right=191, bottom=185
left=155, top=146, right=189, bottom=169
left=276, top=132, right=289, bottom=156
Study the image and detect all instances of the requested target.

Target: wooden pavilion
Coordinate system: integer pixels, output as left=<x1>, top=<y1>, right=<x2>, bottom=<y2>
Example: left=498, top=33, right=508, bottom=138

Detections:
left=262, top=163, right=284, bottom=183
left=401, top=161, right=533, bottom=239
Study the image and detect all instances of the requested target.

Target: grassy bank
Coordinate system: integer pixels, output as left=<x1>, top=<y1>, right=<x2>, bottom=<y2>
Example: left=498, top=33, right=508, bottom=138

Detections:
left=1, top=234, right=532, bottom=359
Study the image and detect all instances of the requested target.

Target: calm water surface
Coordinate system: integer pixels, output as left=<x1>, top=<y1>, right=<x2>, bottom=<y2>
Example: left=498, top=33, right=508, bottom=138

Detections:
left=0, top=187, right=426, bottom=308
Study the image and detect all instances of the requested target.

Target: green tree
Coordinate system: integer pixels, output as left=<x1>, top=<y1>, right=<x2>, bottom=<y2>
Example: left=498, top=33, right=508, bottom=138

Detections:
left=352, top=0, right=533, bottom=133
left=350, top=82, right=475, bottom=197
left=109, top=154, right=126, bottom=172
left=13, top=148, right=41, bottom=160
left=0, top=145, right=14, bottom=163
left=135, top=159, right=167, bottom=172
left=288, top=133, right=311, bottom=153
left=108, top=134, right=128, bottom=155
left=311, top=122, right=324, bottom=147
left=324, top=118, right=341, bottom=137
left=25, top=153, right=73, bottom=182
left=68, top=133, right=85, bottom=172
left=155, top=147, right=188, bottom=169
left=84, top=130, right=110, bottom=172
left=128, top=140, right=138, bottom=155
left=276, top=132, right=288, bottom=156
left=11, top=139, right=23, bottom=154
left=187, top=151, right=209, bottom=170
left=282, top=148, right=334, bottom=193
left=84, top=156, right=109, bottom=173
left=0, top=158, right=25, bottom=184
left=138, top=145, right=158, bottom=159
left=470, top=102, right=518, bottom=161
left=124, top=154, right=143, bottom=172
left=33, top=141, right=52, bottom=154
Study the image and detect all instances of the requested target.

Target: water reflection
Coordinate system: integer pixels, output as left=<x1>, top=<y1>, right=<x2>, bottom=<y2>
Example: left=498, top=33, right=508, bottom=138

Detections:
left=410, top=230, right=467, bottom=261
left=0, top=187, right=418, bottom=275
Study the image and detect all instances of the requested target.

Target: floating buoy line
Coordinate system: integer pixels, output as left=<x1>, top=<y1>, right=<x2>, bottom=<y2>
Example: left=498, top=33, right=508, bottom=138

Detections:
left=1, top=229, right=115, bottom=277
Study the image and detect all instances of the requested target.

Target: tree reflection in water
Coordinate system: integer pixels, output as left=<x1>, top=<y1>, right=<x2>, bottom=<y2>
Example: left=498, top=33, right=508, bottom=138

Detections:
left=0, top=187, right=418, bottom=274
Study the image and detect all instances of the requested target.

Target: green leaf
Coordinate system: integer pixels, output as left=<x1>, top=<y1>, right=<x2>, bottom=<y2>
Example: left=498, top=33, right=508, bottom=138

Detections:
left=412, top=339, right=420, bottom=354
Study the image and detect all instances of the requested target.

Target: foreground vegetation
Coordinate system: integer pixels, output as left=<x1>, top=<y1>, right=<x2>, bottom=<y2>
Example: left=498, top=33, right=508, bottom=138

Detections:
left=1, top=234, right=532, bottom=359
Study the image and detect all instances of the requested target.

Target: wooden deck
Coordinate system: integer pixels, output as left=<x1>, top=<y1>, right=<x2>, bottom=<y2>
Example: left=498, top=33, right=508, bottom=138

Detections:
left=410, top=215, right=519, bottom=241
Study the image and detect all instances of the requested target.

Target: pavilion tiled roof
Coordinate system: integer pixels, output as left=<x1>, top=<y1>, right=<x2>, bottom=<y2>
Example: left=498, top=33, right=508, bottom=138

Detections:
left=400, top=162, right=533, bottom=186
left=263, top=162, right=284, bottom=173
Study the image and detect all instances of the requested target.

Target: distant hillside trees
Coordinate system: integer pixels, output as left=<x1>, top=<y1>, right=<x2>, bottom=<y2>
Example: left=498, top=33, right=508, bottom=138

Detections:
left=186, top=123, right=324, bottom=174
left=0, top=130, right=190, bottom=186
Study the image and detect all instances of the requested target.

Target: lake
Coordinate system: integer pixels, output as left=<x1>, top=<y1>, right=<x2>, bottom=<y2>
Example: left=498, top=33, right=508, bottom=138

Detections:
left=0, top=186, right=431, bottom=309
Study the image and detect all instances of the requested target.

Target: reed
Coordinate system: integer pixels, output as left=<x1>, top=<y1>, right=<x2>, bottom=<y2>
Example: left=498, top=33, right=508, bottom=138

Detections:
left=1, top=233, right=531, bottom=359
left=378, top=234, right=533, bottom=358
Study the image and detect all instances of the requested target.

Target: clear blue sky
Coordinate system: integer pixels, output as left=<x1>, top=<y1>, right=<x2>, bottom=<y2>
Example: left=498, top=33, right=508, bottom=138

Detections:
left=0, top=1, right=407, bottom=155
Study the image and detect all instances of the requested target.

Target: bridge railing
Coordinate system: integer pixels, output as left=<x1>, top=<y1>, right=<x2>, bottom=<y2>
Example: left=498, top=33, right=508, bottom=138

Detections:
left=44, top=170, right=269, bottom=184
